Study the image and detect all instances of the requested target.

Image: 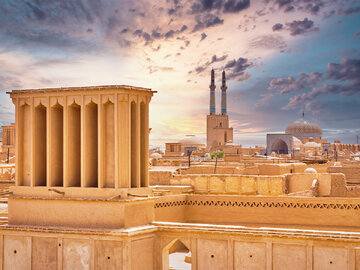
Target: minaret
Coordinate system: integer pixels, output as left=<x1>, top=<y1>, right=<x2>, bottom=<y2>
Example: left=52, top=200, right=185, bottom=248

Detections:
left=221, top=70, right=227, bottom=114
left=209, top=68, right=216, bottom=114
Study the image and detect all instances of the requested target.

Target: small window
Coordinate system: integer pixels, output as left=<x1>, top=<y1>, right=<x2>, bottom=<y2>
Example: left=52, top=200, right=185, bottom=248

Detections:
left=170, top=145, right=175, bottom=152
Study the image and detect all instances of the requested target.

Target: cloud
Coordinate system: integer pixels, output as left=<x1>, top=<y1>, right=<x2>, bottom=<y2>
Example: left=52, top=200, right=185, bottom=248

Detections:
left=223, top=0, right=250, bottom=13
left=279, top=58, right=360, bottom=109
left=286, top=18, right=318, bottom=36
left=249, top=34, right=287, bottom=51
left=0, top=75, right=22, bottom=92
left=0, top=1, right=111, bottom=51
left=200, top=32, right=207, bottom=41
left=338, top=6, right=360, bottom=16
left=134, top=24, right=188, bottom=43
left=269, top=72, right=323, bottom=94
left=194, top=66, right=207, bottom=73
left=133, top=29, right=152, bottom=42
left=225, top=57, right=253, bottom=81
left=190, top=0, right=249, bottom=14
left=192, top=14, right=224, bottom=32
left=272, top=23, right=283, bottom=31
left=305, top=101, right=326, bottom=115
left=273, top=0, right=325, bottom=15
left=327, top=58, right=360, bottom=85
left=189, top=54, right=228, bottom=74
left=210, top=54, right=228, bottom=63
left=255, top=94, right=274, bottom=107
left=191, top=0, right=223, bottom=13
left=148, top=65, right=175, bottom=74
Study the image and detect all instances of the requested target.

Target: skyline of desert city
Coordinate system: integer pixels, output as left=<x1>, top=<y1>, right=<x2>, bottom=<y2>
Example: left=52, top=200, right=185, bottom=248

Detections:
left=0, top=0, right=359, bottom=148
left=1, top=1, right=360, bottom=270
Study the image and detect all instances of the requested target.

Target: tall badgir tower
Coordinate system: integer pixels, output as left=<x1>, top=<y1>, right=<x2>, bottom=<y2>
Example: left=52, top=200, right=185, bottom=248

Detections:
left=206, top=69, right=233, bottom=151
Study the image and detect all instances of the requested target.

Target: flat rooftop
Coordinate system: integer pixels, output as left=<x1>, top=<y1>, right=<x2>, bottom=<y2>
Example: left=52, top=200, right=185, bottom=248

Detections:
left=7, top=84, right=156, bottom=94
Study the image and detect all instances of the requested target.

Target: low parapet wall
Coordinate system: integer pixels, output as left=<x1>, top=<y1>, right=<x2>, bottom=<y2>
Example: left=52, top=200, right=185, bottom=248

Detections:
left=257, top=163, right=307, bottom=175
left=327, top=166, right=360, bottom=183
left=170, top=173, right=348, bottom=197
left=286, top=173, right=347, bottom=197
left=149, top=170, right=173, bottom=185
left=171, top=174, right=286, bottom=195
left=178, top=165, right=259, bottom=175
left=154, top=194, right=360, bottom=229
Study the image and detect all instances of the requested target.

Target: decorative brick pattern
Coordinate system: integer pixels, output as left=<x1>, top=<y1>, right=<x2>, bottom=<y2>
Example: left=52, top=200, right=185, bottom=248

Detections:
left=154, top=199, right=360, bottom=210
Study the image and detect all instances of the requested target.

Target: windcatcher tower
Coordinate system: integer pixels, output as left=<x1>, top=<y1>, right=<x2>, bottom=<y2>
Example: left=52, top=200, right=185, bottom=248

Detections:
left=206, top=70, right=233, bottom=151
left=7, top=85, right=156, bottom=230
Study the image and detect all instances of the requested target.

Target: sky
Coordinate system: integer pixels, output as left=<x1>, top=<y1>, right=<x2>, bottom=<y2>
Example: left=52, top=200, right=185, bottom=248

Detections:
left=0, top=0, right=359, bottom=147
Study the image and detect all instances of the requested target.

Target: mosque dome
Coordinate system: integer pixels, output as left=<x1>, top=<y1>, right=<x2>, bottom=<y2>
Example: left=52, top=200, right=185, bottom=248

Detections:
left=285, top=119, right=322, bottom=138
left=179, top=135, right=204, bottom=145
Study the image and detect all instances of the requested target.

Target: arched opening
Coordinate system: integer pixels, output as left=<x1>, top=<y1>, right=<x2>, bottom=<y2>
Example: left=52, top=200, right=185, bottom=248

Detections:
left=163, top=239, right=191, bottom=270
left=271, top=139, right=289, bottom=154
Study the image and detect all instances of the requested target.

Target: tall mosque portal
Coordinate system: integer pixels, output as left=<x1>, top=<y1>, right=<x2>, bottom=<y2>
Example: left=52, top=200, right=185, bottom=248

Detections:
left=206, top=69, right=233, bottom=150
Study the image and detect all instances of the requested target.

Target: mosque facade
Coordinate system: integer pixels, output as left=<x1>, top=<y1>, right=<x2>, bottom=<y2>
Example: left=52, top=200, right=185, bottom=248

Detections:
left=266, top=116, right=327, bottom=156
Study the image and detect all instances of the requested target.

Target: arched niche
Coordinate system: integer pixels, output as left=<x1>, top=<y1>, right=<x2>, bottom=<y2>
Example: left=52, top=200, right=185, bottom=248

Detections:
left=271, top=138, right=289, bottom=154
left=130, top=101, right=138, bottom=188
left=67, top=102, right=81, bottom=187
left=103, top=99, right=115, bottom=188
left=34, top=103, right=47, bottom=186
left=85, top=101, right=98, bottom=187
left=50, top=102, right=63, bottom=186
left=140, top=101, right=146, bottom=187
left=19, top=103, right=31, bottom=186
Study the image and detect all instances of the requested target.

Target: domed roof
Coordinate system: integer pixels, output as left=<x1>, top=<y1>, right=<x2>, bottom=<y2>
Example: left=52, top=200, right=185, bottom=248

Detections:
left=179, top=135, right=204, bottom=145
left=285, top=119, right=322, bottom=137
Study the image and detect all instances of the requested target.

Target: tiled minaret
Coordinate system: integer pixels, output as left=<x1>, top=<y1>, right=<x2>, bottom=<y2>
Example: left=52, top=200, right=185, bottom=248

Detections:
left=209, top=68, right=216, bottom=115
left=221, top=70, right=227, bottom=115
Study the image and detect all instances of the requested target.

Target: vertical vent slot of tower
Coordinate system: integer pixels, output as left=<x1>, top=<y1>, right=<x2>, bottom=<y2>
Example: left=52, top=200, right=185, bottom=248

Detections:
left=84, top=102, right=98, bottom=187
left=130, top=101, right=139, bottom=188
left=20, top=104, right=31, bottom=186
left=34, top=104, right=47, bottom=186
left=50, top=103, right=63, bottom=186
left=104, top=100, right=115, bottom=188
left=67, top=103, right=81, bottom=187
left=140, top=102, right=146, bottom=187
